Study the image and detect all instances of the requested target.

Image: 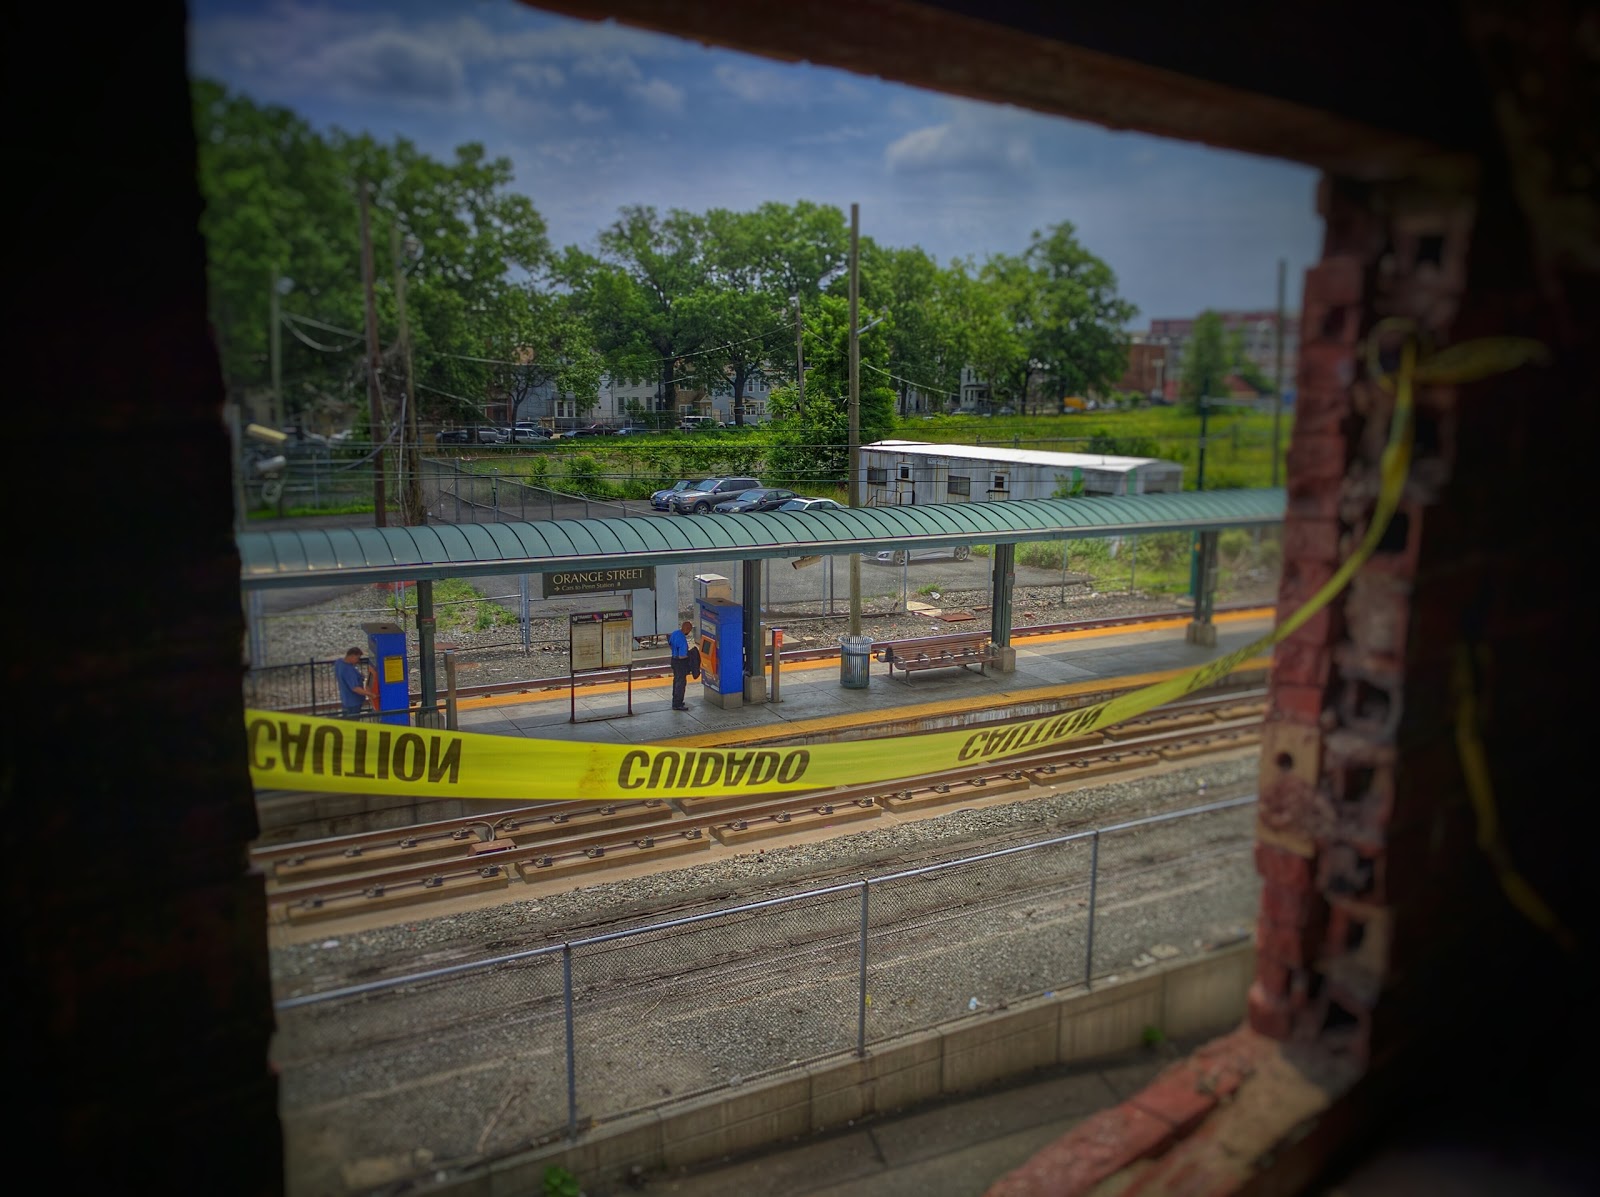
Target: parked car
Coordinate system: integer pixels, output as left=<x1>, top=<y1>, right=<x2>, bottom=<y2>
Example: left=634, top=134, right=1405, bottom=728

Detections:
left=614, top=426, right=652, bottom=437
left=509, top=422, right=550, bottom=442
left=651, top=479, right=696, bottom=511
left=670, top=475, right=761, bottom=514
left=776, top=497, right=844, bottom=513
left=862, top=545, right=973, bottom=565
left=435, top=428, right=471, bottom=445
left=712, top=487, right=799, bottom=514
left=567, top=423, right=612, bottom=437
left=475, top=426, right=505, bottom=444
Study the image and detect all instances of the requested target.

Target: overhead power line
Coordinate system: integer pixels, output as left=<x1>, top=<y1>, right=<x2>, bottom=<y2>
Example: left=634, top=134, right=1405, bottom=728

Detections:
left=281, top=311, right=363, bottom=338
left=283, top=322, right=362, bottom=353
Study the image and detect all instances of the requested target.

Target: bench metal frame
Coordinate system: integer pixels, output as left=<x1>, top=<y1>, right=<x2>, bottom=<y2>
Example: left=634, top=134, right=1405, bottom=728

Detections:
left=874, top=632, right=997, bottom=681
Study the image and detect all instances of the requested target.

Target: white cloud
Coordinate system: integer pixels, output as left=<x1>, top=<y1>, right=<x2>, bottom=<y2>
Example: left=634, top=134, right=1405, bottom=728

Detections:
left=792, top=126, right=870, bottom=147
left=885, top=118, right=1035, bottom=175
left=571, top=101, right=608, bottom=124
left=573, top=54, right=643, bottom=85
left=480, top=85, right=560, bottom=129
left=571, top=53, right=682, bottom=112
left=189, top=4, right=683, bottom=107
left=631, top=77, right=685, bottom=114
left=294, top=28, right=466, bottom=102
left=712, top=63, right=808, bottom=104
left=509, top=61, right=565, bottom=89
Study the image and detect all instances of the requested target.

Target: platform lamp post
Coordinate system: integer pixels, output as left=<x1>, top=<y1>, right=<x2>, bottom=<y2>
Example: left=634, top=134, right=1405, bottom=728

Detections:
left=845, top=206, right=887, bottom=642
left=848, top=203, right=862, bottom=636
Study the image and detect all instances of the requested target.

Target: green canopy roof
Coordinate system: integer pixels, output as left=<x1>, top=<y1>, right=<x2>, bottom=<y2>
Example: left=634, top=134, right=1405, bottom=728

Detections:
left=239, top=488, right=1285, bottom=590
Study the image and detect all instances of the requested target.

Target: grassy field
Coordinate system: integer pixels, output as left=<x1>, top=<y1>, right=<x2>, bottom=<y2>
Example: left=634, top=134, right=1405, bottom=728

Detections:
left=910, top=403, right=1291, bottom=491
left=433, top=402, right=1293, bottom=501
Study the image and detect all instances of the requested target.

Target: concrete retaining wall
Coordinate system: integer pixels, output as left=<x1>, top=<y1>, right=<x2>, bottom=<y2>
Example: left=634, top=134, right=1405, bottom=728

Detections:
left=425, top=942, right=1254, bottom=1196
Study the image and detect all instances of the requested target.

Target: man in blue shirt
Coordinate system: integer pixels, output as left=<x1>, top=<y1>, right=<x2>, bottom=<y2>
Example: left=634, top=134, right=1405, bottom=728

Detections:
left=667, top=620, right=694, bottom=710
left=334, top=646, right=375, bottom=718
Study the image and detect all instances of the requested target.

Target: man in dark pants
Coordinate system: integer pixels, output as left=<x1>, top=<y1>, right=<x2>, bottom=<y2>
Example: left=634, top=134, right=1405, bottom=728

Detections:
left=334, top=646, right=375, bottom=718
left=668, top=619, right=695, bottom=710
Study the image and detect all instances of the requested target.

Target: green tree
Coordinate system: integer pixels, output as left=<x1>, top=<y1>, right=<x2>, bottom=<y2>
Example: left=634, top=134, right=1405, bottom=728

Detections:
left=556, top=206, right=711, bottom=419
left=677, top=202, right=851, bottom=426
left=193, top=80, right=561, bottom=435
left=973, top=251, right=1039, bottom=412
left=192, top=79, right=363, bottom=423
left=1227, top=328, right=1273, bottom=393
left=765, top=293, right=894, bottom=490
left=1181, top=310, right=1231, bottom=412
left=859, top=243, right=970, bottom=416
left=676, top=208, right=783, bottom=427
left=1022, top=222, right=1137, bottom=409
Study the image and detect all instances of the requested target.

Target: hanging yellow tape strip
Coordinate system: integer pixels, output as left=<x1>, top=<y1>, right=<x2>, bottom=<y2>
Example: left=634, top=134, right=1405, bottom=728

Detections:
left=244, top=331, right=1544, bottom=802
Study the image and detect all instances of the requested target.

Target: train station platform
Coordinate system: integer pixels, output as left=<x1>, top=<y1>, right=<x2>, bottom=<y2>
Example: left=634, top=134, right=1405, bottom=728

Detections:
left=449, top=608, right=1278, bottom=749
left=253, top=608, right=1277, bottom=844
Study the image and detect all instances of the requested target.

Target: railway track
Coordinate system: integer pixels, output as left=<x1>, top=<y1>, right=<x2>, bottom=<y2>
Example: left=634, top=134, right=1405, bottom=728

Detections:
left=256, top=688, right=1265, bottom=927
left=272, top=788, right=1261, bottom=1197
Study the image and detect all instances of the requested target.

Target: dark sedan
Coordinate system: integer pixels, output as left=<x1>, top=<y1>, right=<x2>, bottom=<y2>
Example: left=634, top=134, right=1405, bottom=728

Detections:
left=712, top=487, right=798, bottom=514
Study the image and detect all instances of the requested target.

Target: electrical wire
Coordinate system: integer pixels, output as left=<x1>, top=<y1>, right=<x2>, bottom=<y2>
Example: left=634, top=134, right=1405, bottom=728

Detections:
left=281, top=311, right=363, bottom=338
left=284, top=321, right=362, bottom=352
left=862, top=361, right=959, bottom=398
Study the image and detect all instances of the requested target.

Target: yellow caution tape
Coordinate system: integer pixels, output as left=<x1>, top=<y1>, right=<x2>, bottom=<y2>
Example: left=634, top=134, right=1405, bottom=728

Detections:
left=243, top=328, right=1539, bottom=803
left=1453, top=645, right=1579, bottom=953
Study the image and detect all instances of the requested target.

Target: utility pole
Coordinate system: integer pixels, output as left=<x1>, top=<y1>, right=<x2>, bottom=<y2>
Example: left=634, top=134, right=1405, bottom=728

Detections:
left=847, top=202, right=861, bottom=637
left=391, top=226, right=424, bottom=527
left=358, top=181, right=387, bottom=526
left=1186, top=395, right=1219, bottom=645
left=794, top=293, right=805, bottom=418
left=268, top=263, right=283, bottom=428
left=1272, top=257, right=1287, bottom=488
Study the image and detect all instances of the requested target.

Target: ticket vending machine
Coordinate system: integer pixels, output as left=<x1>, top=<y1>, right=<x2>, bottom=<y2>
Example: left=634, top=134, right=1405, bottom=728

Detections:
left=697, top=597, right=744, bottom=710
left=361, top=620, right=410, bottom=725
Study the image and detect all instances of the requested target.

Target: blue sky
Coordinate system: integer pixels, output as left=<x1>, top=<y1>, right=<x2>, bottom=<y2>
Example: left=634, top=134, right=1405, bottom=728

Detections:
left=188, top=0, right=1323, bottom=326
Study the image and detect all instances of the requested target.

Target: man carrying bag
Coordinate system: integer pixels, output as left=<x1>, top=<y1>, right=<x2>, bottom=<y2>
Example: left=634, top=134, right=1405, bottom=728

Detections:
left=668, top=620, right=696, bottom=710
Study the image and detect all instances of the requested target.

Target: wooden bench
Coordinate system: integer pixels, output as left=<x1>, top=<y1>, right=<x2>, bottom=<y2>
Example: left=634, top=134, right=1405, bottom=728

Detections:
left=873, top=632, right=997, bottom=681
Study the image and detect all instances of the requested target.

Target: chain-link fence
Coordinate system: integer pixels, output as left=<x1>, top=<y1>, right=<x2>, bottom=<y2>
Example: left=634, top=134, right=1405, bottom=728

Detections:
left=273, top=797, right=1258, bottom=1191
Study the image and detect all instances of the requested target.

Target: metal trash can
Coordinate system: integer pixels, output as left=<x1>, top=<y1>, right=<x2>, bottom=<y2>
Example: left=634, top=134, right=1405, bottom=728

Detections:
left=839, top=634, right=872, bottom=689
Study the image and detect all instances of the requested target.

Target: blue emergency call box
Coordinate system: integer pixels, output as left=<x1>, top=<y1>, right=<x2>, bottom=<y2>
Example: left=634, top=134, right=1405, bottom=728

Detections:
left=362, top=621, right=410, bottom=725
left=697, top=598, right=744, bottom=709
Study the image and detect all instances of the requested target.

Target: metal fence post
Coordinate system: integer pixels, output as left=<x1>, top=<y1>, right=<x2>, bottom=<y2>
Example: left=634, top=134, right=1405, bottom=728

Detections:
left=857, top=879, right=870, bottom=1056
left=1084, top=830, right=1100, bottom=991
left=563, top=944, right=578, bottom=1141
left=520, top=574, right=531, bottom=653
left=443, top=650, right=458, bottom=730
left=247, top=589, right=266, bottom=667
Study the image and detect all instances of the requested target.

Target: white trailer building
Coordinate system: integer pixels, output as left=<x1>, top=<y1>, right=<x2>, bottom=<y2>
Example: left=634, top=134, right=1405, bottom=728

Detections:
left=857, top=440, right=1184, bottom=507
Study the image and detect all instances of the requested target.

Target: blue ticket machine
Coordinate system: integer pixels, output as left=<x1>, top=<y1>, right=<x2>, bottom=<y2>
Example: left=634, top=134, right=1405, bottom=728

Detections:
left=697, top=598, right=745, bottom=710
left=362, top=620, right=410, bottom=725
